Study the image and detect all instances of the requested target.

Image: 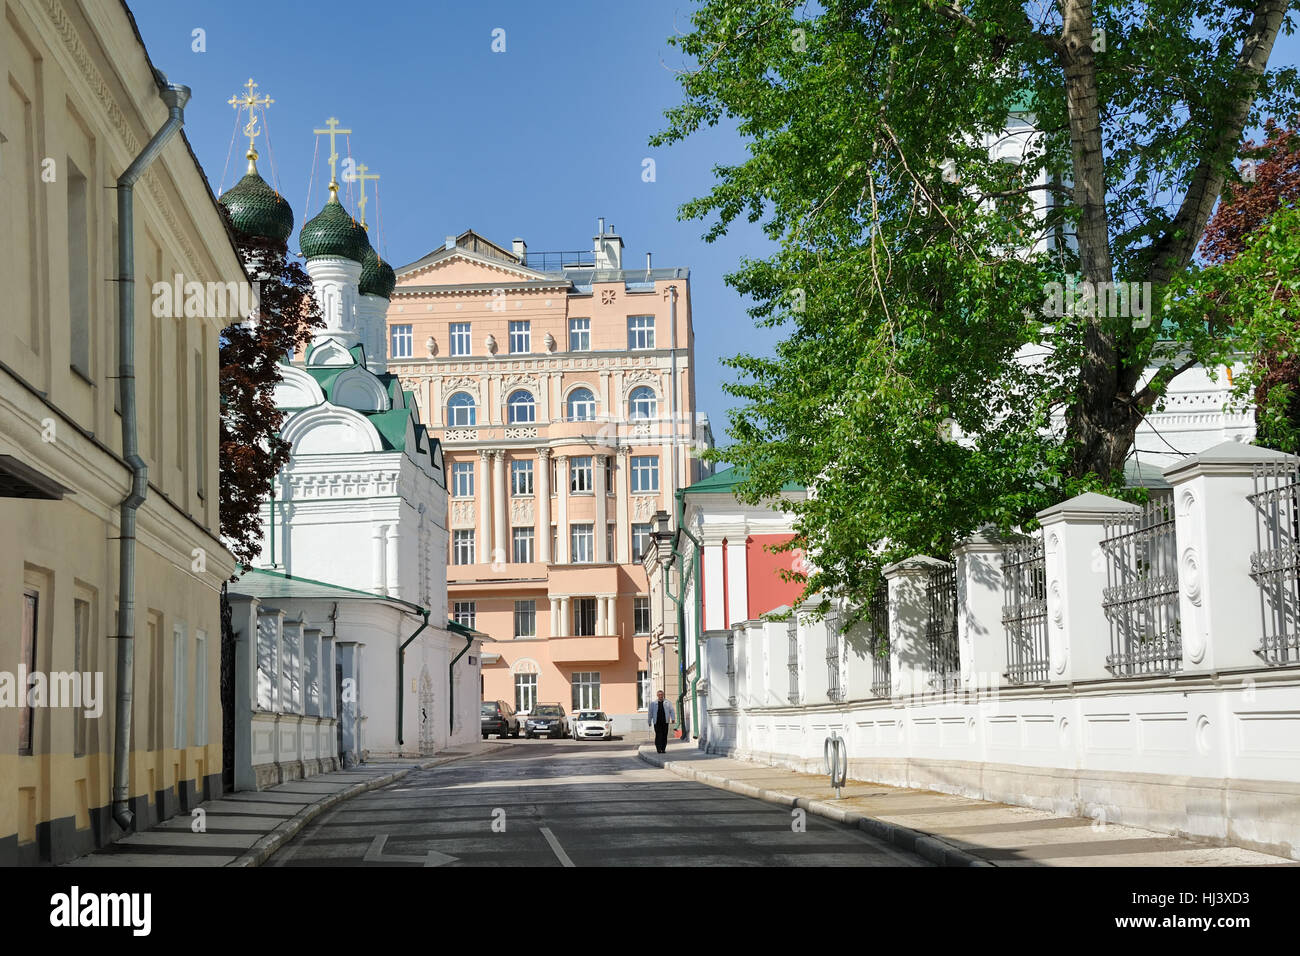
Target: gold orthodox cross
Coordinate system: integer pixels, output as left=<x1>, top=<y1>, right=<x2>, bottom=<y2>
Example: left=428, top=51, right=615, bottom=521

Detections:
left=313, top=116, right=352, bottom=188
left=228, top=77, right=273, bottom=157
left=354, top=163, right=380, bottom=228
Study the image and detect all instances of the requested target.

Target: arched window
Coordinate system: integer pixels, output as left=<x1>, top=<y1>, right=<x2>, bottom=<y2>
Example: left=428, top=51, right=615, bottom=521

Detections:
left=507, top=389, right=536, bottom=424
left=567, top=387, right=596, bottom=422
left=447, top=391, right=476, bottom=427
left=628, top=386, right=657, bottom=421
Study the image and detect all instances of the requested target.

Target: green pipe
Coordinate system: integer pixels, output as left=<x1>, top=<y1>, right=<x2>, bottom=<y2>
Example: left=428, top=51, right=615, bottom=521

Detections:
left=397, top=609, right=430, bottom=746
left=449, top=631, right=474, bottom=732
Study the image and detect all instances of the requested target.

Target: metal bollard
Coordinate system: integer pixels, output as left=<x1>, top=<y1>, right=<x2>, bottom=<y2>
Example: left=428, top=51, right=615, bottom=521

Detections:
left=824, top=732, right=847, bottom=798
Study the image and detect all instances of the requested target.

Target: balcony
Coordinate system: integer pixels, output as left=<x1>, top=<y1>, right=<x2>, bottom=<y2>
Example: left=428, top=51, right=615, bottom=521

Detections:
left=549, top=634, right=620, bottom=663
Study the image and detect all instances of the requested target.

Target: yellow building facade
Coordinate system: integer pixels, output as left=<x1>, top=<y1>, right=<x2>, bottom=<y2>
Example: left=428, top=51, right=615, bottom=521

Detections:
left=0, top=0, right=242, bottom=863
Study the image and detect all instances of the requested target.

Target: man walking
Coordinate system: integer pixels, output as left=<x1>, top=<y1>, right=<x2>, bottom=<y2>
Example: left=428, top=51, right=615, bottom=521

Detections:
left=648, top=690, right=675, bottom=754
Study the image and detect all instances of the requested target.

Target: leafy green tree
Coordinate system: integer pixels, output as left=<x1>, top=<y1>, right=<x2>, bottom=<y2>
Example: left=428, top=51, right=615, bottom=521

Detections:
left=654, top=0, right=1299, bottom=609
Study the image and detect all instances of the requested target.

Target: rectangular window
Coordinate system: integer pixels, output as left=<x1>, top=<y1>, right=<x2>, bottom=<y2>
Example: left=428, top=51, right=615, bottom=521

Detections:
left=570, top=456, right=593, bottom=493
left=551, top=526, right=558, bottom=563
left=452, top=461, right=475, bottom=497
left=632, top=523, right=653, bottom=562
left=390, top=324, right=413, bottom=359
left=19, top=589, right=38, bottom=754
left=514, top=599, right=536, bottom=638
left=634, top=597, right=651, bottom=635
left=627, top=315, right=655, bottom=350
left=573, top=598, right=598, bottom=636
left=570, top=524, right=594, bottom=564
left=509, top=320, right=530, bottom=354
left=194, top=630, right=208, bottom=746
left=605, top=461, right=615, bottom=495
left=68, top=159, right=91, bottom=378
left=515, top=673, right=537, bottom=713
left=173, top=624, right=188, bottom=748
left=631, top=455, right=660, bottom=493
left=511, top=459, right=534, bottom=496
left=606, top=524, right=615, bottom=562
left=571, top=671, right=601, bottom=710
left=569, top=317, right=590, bottom=351
left=512, top=527, right=535, bottom=564
left=453, top=530, right=476, bottom=566
left=637, top=670, right=650, bottom=710
left=453, top=601, right=476, bottom=629
left=449, top=322, right=471, bottom=356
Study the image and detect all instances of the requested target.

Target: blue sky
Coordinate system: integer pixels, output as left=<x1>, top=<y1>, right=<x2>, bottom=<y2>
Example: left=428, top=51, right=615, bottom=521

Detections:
left=128, top=1, right=1299, bottom=442
left=128, top=0, right=776, bottom=440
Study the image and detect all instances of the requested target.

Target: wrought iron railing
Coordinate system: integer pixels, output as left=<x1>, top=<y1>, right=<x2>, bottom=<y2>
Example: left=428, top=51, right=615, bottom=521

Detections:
left=1101, top=496, right=1182, bottom=676
left=787, top=618, right=800, bottom=705
left=826, top=608, right=845, bottom=702
left=1002, top=539, right=1049, bottom=683
left=869, top=579, right=891, bottom=697
left=926, top=564, right=960, bottom=692
left=1249, top=460, right=1300, bottom=665
left=726, top=632, right=737, bottom=706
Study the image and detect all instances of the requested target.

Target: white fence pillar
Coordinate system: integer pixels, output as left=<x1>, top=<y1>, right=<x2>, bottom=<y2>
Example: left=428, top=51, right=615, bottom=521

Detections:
left=1037, top=492, right=1138, bottom=682
left=954, top=529, right=1015, bottom=691
left=1163, top=441, right=1299, bottom=672
left=883, top=556, right=948, bottom=699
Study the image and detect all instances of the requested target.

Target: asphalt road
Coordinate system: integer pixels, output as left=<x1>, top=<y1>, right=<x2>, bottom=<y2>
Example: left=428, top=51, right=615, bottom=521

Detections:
left=268, top=738, right=931, bottom=867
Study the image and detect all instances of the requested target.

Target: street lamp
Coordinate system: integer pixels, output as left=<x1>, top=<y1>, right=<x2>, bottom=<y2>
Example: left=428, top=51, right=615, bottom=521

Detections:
left=651, top=509, right=675, bottom=567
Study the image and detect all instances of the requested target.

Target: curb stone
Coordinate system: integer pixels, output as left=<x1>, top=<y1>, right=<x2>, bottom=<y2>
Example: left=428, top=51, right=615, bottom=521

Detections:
left=637, top=747, right=993, bottom=868
left=229, top=743, right=509, bottom=867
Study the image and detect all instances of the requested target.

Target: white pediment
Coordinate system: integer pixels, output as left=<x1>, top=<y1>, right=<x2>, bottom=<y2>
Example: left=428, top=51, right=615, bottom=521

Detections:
left=281, top=403, right=382, bottom=455
left=273, top=366, right=326, bottom=409
left=307, top=337, right=356, bottom=367
left=331, top=366, right=390, bottom=413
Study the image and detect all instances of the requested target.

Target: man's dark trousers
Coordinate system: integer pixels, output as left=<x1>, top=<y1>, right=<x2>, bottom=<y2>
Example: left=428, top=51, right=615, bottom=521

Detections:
left=654, top=704, right=669, bottom=753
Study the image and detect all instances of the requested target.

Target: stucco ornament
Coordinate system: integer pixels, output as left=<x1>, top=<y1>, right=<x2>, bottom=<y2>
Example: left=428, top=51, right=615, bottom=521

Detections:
left=544, top=332, right=556, bottom=353
left=485, top=333, right=498, bottom=356
left=426, top=336, right=437, bottom=357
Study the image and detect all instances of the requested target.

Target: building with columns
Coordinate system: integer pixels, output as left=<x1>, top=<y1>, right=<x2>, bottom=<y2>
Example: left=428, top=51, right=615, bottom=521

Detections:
left=386, top=223, right=713, bottom=732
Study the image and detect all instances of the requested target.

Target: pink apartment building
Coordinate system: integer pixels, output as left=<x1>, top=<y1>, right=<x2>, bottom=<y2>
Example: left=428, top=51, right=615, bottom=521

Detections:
left=385, top=222, right=712, bottom=732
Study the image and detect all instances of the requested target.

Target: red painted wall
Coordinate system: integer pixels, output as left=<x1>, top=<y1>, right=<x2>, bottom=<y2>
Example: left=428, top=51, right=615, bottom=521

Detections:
left=746, top=534, right=804, bottom=619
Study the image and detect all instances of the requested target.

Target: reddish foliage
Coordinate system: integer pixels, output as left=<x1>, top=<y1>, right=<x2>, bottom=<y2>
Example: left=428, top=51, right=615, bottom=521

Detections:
left=217, top=215, right=324, bottom=566
left=1200, top=119, right=1300, bottom=450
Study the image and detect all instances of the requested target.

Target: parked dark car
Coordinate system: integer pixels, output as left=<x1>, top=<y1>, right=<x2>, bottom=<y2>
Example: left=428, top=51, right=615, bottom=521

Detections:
left=481, top=700, right=519, bottom=739
left=523, top=703, right=568, bottom=739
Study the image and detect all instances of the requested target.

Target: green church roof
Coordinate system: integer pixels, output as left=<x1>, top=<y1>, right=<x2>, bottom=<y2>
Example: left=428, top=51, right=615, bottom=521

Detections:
left=359, top=244, right=397, bottom=299
left=299, top=187, right=369, bottom=262
left=219, top=157, right=294, bottom=243
left=684, top=466, right=805, bottom=495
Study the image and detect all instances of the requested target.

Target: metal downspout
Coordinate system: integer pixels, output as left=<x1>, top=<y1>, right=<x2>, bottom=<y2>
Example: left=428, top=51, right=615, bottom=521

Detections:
left=112, top=77, right=190, bottom=831
left=449, top=632, right=474, bottom=733
left=396, top=609, right=429, bottom=746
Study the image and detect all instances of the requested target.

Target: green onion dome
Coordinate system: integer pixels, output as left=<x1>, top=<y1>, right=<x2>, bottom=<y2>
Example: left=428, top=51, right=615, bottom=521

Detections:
left=299, top=183, right=369, bottom=263
left=218, top=152, right=294, bottom=243
left=359, top=242, right=397, bottom=299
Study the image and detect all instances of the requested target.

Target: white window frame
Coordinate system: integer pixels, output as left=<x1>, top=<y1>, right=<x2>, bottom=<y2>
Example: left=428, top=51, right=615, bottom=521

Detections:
left=512, top=527, right=535, bottom=563
left=570, top=456, right=593, bottom=493
left=515, top=672, right=538, bottom=713
left=447, top=392, right=477, bottom=427
left=567, top=387, right=597, bottom=422
left=453, top=530, right=476, bottom=565
left=514, top=599, right=536, bottom=638
left=570, top=524, right=594, bottom=564
left=634, top=597, right=651, bottom=635
left=453, top=601, right=477, bottom=629
left=507, top=390, right=536, bottom=424
left=632, top=523, right=653, bottom=562
left=390, top=324, right=413, bottom=359
left=449, top=322, right=471, bottom=356
left=627, top=315, right=656, bottom=350
left=571, top=671, right=601, bottom=710
left=631, top=455, right=660, bottom=493
left=628, top=386, right=657, bottom=420
left=509, top=319, right=531, bottom=354
left=569, top=317, right=590, bottom=351
left=452, top=461, right=475, bottom=497
left=511, top=459, right=534, bottom=496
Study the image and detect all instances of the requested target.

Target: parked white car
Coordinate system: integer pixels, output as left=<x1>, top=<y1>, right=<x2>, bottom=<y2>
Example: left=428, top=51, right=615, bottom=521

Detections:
left=571, top=710, right=614, bottom=740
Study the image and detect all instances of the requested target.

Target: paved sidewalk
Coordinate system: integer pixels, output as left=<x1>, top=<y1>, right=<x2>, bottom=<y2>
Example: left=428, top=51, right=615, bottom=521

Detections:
left=638, top=744, right=1295, bottom=867
left=65, top=744, right=507, bottom=867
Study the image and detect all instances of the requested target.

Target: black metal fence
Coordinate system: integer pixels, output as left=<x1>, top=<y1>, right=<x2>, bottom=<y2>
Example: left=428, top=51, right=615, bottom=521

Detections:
left=787, top=618, right=800, bottom=705
left=1249, top=460, right=1300, bottom=665
left=926, top=564, right=960, bottom=692
left=726, top=632, right=737, bottom=706
left=869, top=579, right=891, bottom=697
left=1101, top=497, right=1182, bottom=676
left=1002, top=539, right=1049, bottom=683
left=825, top=607, right=845, bottom=702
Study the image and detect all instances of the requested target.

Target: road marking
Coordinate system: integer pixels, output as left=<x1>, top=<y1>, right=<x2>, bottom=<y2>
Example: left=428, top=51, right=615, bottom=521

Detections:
left=364, top=833, right=460, bottom=867
left=539, top=827, right=574, bottom=867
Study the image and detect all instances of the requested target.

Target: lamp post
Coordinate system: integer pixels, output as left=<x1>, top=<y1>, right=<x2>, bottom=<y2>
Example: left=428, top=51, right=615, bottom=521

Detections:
left=650, top=508, right=688, bottom=740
